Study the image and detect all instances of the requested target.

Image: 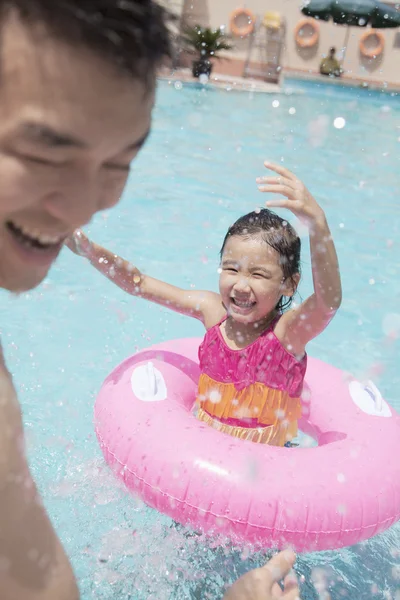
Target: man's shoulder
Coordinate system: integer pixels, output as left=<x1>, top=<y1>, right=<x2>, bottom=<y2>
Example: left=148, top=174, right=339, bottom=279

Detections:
left=0, top=358, right=23, bottom=477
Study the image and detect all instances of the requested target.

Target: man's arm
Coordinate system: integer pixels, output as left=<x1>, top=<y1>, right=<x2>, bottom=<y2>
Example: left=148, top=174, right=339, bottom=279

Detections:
left=0, top=364, right=79, bottom=600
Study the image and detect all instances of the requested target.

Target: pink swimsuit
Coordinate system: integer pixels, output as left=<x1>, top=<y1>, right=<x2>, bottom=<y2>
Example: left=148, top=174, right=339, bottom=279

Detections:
left=196, top=315, right=307, bottom=446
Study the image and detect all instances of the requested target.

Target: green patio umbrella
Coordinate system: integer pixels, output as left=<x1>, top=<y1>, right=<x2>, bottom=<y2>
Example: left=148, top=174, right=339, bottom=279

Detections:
left=301, top=0, right=400, bottom=60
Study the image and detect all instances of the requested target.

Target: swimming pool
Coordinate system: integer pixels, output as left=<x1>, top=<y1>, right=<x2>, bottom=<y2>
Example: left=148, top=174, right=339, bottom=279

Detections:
left=1, top=79, right=399, bottom=598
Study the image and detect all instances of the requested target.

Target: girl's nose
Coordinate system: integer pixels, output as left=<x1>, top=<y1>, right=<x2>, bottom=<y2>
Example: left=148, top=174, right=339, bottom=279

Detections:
left=234, top=277, right=251, bottom=293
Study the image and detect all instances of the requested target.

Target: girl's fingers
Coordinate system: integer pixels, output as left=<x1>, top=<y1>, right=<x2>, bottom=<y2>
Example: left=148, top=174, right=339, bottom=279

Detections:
left=264, top=161, right=297, bottom=181
left=256, top=176, right=292, bottom=186
left=258, top=184, right=294, bottom=197
left=265, top=199, right=293, bottom=210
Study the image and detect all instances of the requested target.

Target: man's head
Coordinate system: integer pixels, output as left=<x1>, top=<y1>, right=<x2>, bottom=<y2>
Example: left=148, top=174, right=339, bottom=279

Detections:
left=0, top=1, right=171, bottom=292
left=329, top=46, right=336, bottom=58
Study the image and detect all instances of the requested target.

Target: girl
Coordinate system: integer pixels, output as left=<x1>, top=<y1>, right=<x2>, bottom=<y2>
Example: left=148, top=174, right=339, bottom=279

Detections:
left=67, top=162, right=341, bottom=447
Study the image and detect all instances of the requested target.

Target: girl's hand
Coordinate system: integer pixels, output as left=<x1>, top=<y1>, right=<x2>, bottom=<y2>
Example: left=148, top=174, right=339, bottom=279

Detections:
left=65, top=229, right=92, bottom=258
left=256, top=162, right=325, bottom=228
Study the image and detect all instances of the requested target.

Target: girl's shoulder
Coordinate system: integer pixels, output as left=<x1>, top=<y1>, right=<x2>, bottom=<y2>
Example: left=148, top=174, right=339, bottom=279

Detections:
left=201, top=292, right=226, bottom=330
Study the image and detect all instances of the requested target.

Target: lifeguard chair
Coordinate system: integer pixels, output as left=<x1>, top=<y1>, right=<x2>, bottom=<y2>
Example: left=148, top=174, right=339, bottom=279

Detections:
left=243, top=11, right=286, bottom=84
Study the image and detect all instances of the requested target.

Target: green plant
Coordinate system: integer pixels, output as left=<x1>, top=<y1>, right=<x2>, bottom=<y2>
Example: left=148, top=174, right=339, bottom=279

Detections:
left=181, top=25, right=233, bottom=61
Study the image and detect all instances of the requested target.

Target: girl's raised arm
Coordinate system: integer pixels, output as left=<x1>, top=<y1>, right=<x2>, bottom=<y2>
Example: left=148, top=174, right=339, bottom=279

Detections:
left=257, top=162, right=342, bottom=357
left=66, top=230, right=222, bottom=325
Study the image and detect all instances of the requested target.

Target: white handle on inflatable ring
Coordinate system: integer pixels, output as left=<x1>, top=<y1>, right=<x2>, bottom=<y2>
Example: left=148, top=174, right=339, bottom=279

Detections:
left=349, top=379, right=391, bottom=417
left=365, top=380, right=383, bottom=412
left=131, top=361, right=167, bottom=402
left=146, top=361, right=158, bottom=395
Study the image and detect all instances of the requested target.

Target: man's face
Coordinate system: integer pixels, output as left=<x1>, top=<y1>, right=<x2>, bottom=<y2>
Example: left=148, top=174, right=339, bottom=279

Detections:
left=0, top=14, right=154, bottom=292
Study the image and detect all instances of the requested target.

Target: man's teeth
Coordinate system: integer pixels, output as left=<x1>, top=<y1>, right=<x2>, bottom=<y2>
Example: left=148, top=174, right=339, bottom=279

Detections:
left=18, top=223, right=63, bottom=244
left=9, top=221, right=64, bottom=245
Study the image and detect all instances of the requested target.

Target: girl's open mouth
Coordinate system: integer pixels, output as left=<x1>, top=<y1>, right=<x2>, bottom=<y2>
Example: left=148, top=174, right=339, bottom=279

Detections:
left=231, top=297, right=256, bottom=309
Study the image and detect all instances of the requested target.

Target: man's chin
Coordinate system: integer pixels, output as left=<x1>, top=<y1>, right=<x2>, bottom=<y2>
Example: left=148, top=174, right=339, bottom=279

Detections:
left=0, top=265, right=51, bottom=293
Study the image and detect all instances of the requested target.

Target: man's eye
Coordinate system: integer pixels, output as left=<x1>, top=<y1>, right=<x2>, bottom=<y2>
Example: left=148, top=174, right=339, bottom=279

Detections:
left=21, top=154, right=55, bottom=166
left=104, top=163, right=131, bottom=173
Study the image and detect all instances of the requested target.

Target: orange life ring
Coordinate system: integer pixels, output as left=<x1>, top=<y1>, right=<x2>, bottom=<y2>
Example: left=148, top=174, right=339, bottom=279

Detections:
left=359, top=30, right=385, bottom=58
left=294, top=18, right=320, bottom=48
left=229, top=7, right=255, bottom=37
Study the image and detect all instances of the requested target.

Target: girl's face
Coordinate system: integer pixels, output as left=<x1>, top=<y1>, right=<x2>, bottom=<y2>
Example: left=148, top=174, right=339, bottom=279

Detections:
left=219, top=235, right=296, bottom=325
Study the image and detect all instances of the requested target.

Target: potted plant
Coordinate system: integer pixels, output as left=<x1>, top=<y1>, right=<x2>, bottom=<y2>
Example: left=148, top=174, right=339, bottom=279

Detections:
left=181, top=25, right=233, bottom=78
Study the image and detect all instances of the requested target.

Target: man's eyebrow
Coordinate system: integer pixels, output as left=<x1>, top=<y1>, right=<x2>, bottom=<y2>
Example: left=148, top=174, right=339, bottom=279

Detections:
left=20, top=122, right=151, bottom=152
left=20, top=122, right=88, bottom=148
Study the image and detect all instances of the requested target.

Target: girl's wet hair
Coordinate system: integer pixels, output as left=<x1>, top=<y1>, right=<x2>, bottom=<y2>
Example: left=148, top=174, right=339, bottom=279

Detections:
left=220, top=208, right=301, bottom=311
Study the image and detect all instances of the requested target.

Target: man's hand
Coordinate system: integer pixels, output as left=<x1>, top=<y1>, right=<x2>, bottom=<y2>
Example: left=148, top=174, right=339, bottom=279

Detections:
left=223, top=550, right=300, bottom=599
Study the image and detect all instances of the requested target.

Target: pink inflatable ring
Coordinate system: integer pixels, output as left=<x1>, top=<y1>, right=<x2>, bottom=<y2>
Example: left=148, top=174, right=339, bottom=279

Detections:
left=95, top=338, right=400, bottom=552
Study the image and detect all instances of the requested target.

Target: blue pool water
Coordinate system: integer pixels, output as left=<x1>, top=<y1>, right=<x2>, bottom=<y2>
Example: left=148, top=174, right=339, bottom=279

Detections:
left=1, top=79, right=399, bottom=598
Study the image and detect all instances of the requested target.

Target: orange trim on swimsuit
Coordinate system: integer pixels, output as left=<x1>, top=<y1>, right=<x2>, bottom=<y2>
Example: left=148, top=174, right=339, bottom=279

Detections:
left=197, top=373, right=302, bottom=446
left=198, top=373, right=302, bottom=424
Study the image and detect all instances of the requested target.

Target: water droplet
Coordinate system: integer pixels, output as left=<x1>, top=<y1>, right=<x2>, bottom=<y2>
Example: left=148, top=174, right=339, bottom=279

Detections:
left=333, top=117, right=346, bottom=129
left=208, top=389, right=221, bottom=404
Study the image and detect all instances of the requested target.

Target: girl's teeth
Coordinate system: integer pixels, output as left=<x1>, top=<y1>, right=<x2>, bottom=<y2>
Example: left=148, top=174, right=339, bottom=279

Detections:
left=233, top=299, right=253, bottom=308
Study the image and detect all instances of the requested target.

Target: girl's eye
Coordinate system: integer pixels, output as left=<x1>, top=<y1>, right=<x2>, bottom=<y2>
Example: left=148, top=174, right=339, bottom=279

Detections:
left=253, top=273, right=265, bottom=278
left=226, top=268, right=238, bottom=273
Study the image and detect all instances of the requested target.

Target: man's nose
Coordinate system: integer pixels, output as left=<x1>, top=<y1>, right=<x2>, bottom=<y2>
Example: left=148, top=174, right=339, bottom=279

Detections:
left=42, top=171, right=103, bottom=229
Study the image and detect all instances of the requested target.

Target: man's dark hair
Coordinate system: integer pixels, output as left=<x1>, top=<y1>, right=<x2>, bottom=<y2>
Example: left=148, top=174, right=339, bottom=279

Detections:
left=0, top=0, right=172, bottom=86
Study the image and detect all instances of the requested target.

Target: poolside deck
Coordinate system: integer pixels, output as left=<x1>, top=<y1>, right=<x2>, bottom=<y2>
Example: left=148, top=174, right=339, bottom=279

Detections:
left=159, top=66, right=400, bottom=96
left=283, top=68, right=400, bottom=94
left=158, top=67, right=281, bottom=93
